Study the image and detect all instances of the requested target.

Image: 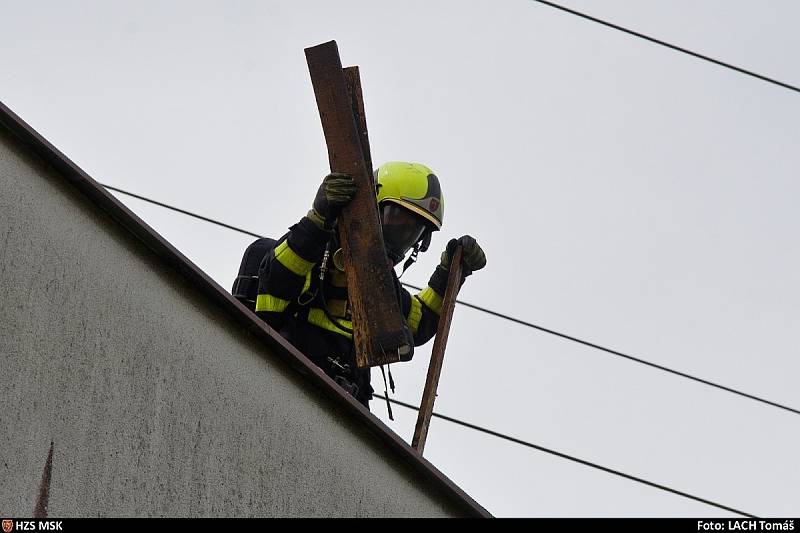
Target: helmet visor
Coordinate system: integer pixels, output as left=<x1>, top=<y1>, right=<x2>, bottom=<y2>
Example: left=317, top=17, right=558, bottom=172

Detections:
left=380, top=203, right=426, bottom=262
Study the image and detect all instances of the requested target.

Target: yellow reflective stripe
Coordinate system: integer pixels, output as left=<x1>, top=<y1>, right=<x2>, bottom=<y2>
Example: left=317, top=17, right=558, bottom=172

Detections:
left=407, top=296, right=423, bottom=335
left=301, top=271, right=312, bottom=294
left=274, top=240, right=315, bottom=276
left=307, top=308, right=353, bottom=339
left=418, top=286, right=443, bottom=315
left=255, top=293, right=290, bottom=313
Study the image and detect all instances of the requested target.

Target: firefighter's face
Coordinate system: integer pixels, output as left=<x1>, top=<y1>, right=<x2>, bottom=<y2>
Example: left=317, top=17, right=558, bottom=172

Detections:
left=380, top=203, right=426, bottom=265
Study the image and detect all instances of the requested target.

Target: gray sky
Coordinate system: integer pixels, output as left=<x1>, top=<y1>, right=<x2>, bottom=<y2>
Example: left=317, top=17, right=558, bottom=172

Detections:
left=3, top=0, right=799, bottom=517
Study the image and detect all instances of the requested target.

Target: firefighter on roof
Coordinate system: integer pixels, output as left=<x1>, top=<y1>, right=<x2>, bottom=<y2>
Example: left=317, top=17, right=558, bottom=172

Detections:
left=253, top=162, right=486, bottom=408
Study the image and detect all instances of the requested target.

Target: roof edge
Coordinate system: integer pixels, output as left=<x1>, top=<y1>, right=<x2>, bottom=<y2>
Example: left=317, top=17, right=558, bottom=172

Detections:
left=0, top=100, right=491, bottom=518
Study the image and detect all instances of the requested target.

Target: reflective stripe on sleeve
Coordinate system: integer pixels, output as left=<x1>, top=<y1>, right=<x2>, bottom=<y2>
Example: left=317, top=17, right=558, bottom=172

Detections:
left=274, top=240, right=315, bottom=277
left=407, top=296, right=423, bottom=334
left=417, top=286, right=444, bottom=315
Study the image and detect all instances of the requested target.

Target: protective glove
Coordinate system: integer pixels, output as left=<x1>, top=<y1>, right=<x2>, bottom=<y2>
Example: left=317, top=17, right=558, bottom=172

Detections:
left=307, top=172, right=357, bottom=230
left=439, top=235, right=487, bottom=277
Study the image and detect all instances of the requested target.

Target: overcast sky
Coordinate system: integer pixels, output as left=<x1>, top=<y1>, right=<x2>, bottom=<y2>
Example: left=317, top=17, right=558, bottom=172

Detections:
left=3, top=0, right=799, bottom=517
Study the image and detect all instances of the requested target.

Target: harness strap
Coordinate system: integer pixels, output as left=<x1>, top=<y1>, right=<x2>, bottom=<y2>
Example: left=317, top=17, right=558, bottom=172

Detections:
left=379, top=365, right=394, bottom=421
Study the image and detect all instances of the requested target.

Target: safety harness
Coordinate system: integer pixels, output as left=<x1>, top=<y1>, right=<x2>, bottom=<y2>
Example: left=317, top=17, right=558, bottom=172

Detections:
left=233, top=230, right=420, bottom=418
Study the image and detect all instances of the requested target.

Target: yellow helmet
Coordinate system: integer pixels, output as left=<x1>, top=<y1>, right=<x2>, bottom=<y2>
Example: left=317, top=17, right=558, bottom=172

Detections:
left=375, top=162, right=443, bottom=230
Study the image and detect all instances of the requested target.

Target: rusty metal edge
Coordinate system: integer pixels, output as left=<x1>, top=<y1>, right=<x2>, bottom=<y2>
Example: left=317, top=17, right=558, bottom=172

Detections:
left=0, top=100, right=491, bottom=518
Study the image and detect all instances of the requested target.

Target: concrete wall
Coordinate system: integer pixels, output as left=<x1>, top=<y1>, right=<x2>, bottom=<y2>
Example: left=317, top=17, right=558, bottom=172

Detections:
left=0, top=127, right=467, bottom=517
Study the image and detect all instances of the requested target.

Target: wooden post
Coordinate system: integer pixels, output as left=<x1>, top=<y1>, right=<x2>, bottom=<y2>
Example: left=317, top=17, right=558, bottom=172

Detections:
left=412, top=247, right=464, bottom=454
left=305, top=41, right=411, bottom=368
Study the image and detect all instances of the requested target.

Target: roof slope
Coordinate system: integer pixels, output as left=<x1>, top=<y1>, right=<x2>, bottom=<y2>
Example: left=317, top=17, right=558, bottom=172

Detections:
left=0, top=100, right=490, bottom=518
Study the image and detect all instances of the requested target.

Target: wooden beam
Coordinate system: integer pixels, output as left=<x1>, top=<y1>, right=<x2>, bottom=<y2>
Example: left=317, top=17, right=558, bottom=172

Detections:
left=412, top=247, right=464, bottom=454
left=305, top=41, right=411, bottom=368
left=343, top=66, right=373, bottom=182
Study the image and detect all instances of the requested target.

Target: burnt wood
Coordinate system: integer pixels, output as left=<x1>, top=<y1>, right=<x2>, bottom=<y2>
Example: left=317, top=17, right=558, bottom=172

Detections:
left=305, top=41, right=411, bottom=368
left=343, top=66, right=373, bottom=182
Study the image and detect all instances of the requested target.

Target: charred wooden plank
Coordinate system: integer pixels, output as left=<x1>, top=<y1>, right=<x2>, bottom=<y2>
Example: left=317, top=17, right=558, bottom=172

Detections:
left=305, top=41, right=411, bottom=367
left=343, top=66, right=373, bottom=181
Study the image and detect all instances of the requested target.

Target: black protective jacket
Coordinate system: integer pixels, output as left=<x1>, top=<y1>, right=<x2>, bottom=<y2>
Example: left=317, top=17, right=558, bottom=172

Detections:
left=255, top=216, right=449, bottom=407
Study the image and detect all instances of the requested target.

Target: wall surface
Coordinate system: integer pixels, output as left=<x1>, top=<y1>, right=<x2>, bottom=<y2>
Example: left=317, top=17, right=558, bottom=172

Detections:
left=0, top=127, right=471, bottom=517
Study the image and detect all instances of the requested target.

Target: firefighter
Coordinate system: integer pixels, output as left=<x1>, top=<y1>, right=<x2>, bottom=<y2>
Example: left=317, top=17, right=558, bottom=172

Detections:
left=255, top=162, right=486, bottom=408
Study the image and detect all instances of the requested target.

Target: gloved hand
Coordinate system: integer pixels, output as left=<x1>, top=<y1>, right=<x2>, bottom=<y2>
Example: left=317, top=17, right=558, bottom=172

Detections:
left=308, top=172, right=357, bottom=230
left=439, top=235, right=487, bottom=276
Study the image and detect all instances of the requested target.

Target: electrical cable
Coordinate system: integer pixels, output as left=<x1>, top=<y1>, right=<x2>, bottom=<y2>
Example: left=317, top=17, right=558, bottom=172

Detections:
left=529, top=0, right=800, bottom=94
left=401, top=281, right=800, bottom=417
left=376, top=393, right=755, bottom=517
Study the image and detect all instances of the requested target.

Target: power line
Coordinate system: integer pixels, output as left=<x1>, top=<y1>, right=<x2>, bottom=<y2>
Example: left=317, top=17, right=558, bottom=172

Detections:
left=102, top=184, right=264, bottom=239
left=101, top=183, right=800, bottom=417
left=530, top=0, right=800, bottom=94
left=375, top=394, right=755, bottom=517
left=401, top=281, right=800, bottom=417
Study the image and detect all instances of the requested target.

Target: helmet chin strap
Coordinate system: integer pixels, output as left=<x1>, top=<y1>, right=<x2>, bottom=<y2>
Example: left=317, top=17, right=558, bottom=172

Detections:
left=398, top=242, right=420, bottom=279
left=399, top=226, right=432, bottom=278
left=385, top=228, right=430, bottom=279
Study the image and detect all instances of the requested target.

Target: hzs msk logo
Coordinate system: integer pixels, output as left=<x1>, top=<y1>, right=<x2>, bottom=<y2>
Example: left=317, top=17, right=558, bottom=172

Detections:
left=2, top=520, right=12, bottom=533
